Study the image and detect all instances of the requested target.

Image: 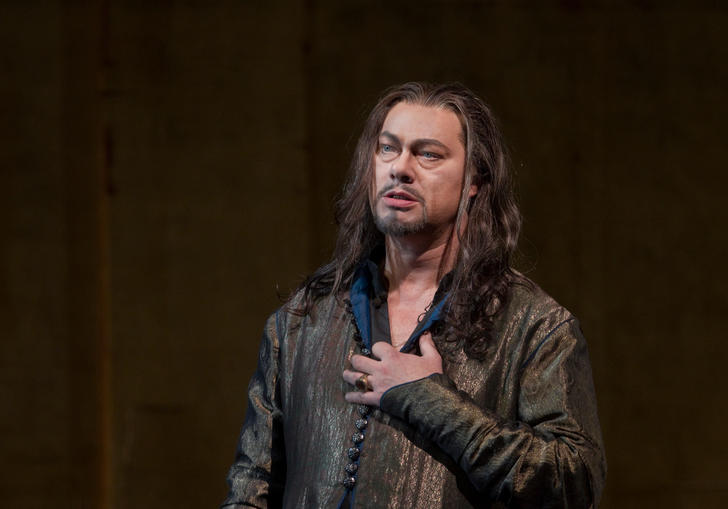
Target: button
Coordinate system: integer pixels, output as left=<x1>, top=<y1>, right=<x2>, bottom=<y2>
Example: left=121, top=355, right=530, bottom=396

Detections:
left=342, top=476, right=356, bottom=489
left=347, top=447, right=360, bottom=460
left=357, top=405, right=371, bottom=417
left=352, top=432, right=364, bottom=444
left=355, top=418, right=368, bottom=431
left=345, top=463, right=358, bottom=475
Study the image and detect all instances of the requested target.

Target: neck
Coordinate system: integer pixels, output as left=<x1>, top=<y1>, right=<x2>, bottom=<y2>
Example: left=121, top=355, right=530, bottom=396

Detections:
left=382, top=227, right=460, bottom=298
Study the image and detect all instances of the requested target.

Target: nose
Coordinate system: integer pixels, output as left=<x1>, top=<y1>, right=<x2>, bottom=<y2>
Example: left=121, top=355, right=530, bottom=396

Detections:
left=390, top=151, right=415, bottom=184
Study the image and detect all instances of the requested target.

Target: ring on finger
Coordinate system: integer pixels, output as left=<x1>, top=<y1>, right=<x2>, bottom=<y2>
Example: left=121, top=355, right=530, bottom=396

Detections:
left=355, top=374, right=372, bottom=391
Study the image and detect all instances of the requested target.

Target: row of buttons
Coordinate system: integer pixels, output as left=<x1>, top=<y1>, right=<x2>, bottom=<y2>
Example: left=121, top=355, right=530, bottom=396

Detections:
left=341, top=298, right=372, bottom=491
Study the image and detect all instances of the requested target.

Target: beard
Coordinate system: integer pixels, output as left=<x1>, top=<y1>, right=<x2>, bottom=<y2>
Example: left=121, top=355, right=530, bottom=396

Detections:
left=373, top=202, right=429, bottom=237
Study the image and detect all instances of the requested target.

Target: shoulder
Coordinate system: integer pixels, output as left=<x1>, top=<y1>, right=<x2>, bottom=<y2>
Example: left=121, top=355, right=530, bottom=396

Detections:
left=497, top=274, right=584, bottom=356
left=504, top=275, right=574, bottom=325
left=270, top=287, right=345, bottom=338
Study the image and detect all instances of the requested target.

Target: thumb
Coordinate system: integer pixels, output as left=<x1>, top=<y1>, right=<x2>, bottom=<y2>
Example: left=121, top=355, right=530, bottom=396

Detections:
left=418, top=332, right=439, bottom=358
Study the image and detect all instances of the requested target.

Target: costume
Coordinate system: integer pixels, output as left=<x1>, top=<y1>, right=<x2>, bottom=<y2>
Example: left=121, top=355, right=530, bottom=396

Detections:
left=221, top=268, right=606, bottom=508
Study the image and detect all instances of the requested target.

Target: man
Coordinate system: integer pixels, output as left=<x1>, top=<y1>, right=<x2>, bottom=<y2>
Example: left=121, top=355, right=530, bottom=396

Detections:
left=222, top=82, right=606, bottom=508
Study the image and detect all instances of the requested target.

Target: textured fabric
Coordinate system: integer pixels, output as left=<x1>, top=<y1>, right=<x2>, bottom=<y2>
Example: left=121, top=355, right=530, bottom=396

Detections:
left=221, top=281, right=606, bottom=508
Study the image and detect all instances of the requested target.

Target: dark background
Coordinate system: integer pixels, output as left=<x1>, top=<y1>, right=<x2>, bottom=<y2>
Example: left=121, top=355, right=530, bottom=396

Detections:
left=1, top=1, right=726, bottom=508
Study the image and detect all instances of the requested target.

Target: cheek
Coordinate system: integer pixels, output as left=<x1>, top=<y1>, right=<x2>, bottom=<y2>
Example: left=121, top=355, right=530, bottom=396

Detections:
left=446, top=180, right=465, bottom=206
left=429, top=181, right=464, bottom=219
left=372, top=162, right=386, bottom=190
left=368, top=181, right=377, bottom=211
left=370, top=165, right=387, bottom=206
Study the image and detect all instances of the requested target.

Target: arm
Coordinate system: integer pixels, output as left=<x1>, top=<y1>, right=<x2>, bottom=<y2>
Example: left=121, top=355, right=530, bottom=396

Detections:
left=379, top=319, right=606, bottom=508
left=221, top=312, right=286, bottom=508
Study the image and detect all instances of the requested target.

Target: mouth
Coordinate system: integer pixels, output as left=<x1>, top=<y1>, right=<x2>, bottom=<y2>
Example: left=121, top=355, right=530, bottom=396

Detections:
left=385, top=190, right=416, bottom=200
left=382, top=189, right=419, bottom=208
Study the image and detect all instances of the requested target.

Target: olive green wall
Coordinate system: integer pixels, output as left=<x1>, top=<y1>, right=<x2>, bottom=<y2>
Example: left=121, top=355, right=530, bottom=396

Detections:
left=2, top=1, right=726, bottom=508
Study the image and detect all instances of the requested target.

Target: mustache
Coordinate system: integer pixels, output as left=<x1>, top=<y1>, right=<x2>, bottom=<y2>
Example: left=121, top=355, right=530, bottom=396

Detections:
left=375, top=183, right=424, bottom=202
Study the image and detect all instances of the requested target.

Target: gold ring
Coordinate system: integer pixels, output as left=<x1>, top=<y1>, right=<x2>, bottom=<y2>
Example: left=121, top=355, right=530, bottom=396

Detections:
left=355, top=374, right=371, bottom=391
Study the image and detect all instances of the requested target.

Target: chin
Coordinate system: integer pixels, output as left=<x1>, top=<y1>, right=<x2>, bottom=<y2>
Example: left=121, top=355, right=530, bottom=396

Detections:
left=374, top=215, right=427, bottom=237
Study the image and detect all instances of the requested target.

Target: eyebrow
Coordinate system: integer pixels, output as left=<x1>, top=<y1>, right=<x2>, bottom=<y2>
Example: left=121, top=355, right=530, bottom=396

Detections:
left=379, top=131, right=450, bottom=152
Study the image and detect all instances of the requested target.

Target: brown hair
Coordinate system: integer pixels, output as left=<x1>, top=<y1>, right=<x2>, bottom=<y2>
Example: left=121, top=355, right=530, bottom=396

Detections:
left=294, top=82, right=525, bottom=359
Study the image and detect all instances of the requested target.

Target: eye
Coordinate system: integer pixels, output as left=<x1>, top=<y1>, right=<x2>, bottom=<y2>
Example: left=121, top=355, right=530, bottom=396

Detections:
left=378, top=142, right=399, bottom=161
left=420, top=151, right=441, bottom=160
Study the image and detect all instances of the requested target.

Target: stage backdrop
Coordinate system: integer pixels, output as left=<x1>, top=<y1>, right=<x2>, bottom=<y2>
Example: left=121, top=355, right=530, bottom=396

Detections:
left=1, top=1, right=726, bottom=508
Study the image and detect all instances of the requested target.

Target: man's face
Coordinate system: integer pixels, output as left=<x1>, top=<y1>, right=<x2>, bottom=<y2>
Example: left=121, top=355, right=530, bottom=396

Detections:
left=371, top=102, right=475, bottom=238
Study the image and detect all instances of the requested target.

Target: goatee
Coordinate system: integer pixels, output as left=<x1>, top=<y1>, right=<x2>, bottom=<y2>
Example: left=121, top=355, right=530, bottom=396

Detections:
left=372, top=183, right=428, bottom=236
left=373, top=208, right=428, bottom=237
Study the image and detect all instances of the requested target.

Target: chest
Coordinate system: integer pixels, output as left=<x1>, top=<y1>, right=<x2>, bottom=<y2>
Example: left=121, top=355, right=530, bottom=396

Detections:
left=387, top=295, right=436, bottom=345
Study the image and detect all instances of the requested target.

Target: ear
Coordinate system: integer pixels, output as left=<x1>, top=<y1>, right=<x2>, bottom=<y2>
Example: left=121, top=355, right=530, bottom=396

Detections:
left=468, top=171, right=483, bottom=199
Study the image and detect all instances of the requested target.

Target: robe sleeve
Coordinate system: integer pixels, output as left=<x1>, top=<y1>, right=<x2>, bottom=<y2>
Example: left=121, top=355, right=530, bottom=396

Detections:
left=221, top=312, right=286, bottom=508
left=379, top=317, right=606, bottom=508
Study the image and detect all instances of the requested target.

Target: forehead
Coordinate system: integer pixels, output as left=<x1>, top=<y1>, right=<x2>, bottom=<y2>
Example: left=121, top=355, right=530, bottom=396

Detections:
left=381, top=102, right=463, bottom=146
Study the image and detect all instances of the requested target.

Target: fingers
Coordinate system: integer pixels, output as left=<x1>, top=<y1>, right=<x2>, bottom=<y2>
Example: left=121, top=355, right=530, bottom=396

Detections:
left=371, top=341, right=395, bottom=359
left=350, top=354, right=379, bottom=373
left=342, top=369, right=377, bottom=388
left=344, top=388, right=380, bottom=407
left=418, top=332, right=438, bottom=358
left=343, top=368, right=381, bottom=406
left=342, top=369, right=365, bottom=386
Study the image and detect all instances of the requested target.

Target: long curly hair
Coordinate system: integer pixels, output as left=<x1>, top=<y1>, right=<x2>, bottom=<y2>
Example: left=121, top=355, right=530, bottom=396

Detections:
left=293, top=82, right=525, bottom=360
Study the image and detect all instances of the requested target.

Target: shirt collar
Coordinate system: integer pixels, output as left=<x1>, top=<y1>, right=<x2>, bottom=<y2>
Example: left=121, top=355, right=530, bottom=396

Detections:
left=349, top=246, right=452, bottom=350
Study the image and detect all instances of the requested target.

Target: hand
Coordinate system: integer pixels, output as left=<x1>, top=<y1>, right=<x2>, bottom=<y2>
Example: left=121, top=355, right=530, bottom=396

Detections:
left=343, top=332, right=443, bottom=407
